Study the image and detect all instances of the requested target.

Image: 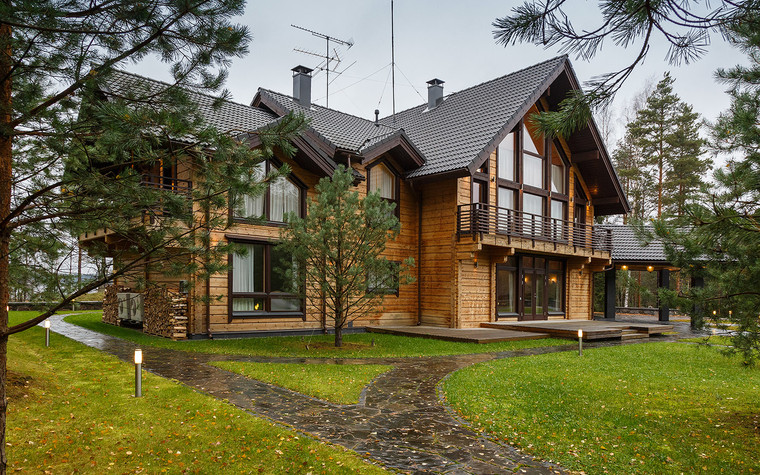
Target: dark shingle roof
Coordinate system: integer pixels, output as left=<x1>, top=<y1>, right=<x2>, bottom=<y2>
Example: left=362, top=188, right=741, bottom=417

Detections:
left=257, top=89, right=400, bottom=153
left=378, top=56, right=568, bottom=178
left=102, top=70, right=278, bottom=135
left=598, top=224, right=670, bottom=263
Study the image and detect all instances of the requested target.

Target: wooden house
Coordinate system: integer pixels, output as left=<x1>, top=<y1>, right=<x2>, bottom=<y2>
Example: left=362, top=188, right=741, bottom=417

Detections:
left=81, top=56, right=629, bottom=339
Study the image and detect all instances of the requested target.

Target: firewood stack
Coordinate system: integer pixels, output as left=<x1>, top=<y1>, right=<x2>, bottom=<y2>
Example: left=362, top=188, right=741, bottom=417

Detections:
left=102, top=283, right=130, bottom=326
left=143, top=286, right=189, bottom=340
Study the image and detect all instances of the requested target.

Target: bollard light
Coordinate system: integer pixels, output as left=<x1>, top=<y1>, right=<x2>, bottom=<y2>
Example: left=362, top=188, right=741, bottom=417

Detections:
left=134, top=349, right=143, bottom=398
left=43, top=320, right=50, bottom=347
left=578, top=329, right=583, bottom=356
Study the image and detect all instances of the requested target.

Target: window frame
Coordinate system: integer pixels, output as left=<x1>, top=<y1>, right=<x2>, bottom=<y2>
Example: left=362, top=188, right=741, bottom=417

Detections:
left=367, top=260, right=401, bottom=297
left=231, top=158, right=307, bottom=226
left=227, top=238, right=305, bottom=320
left=366, top=159, right=401, bottom=218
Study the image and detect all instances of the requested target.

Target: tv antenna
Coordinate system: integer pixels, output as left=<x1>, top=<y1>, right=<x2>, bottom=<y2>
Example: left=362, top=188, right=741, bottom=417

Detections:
left=292, top=24, right=354, bottom=107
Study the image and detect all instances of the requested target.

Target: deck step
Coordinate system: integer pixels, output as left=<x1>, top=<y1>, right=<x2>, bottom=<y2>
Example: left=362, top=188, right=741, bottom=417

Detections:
left=620, top=329, right=649, bottom=340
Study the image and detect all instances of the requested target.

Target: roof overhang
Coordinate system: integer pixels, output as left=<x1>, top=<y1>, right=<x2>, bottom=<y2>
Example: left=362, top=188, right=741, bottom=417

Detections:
left=359, top=130, right=425, bottom=170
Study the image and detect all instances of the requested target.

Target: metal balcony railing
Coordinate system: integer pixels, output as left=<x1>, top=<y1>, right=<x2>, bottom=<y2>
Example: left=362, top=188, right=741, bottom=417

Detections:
left=457, top=203, right=612, bottom=252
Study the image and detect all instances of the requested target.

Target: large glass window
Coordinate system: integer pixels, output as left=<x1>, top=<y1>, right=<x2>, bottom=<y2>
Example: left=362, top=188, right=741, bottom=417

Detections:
left=497, top=265, right=516, bottom=315
left=235, top=161, right=303, bottom=223
left=498, top=131, right=516, bottom=181
left=230, top=242, right=302, bottom=317
left=551, top=142, right=566, bottom=194
left=524, top=154, right=544, bottom=188
left=551, top=200, right=566, bottom=240
left=523, top=193, right=544, bottom=236
left=547, top=260, right=564, bottom=313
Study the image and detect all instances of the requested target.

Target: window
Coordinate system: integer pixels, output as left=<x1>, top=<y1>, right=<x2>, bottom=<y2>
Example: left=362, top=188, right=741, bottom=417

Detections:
left=496, top=258, right=517, bottom=316
left=522, top=123, right=545, bottom=188
left=523, top=193, right=544, bottom=236
left=551, top=199, right=565, bottom=240
left=472, top=179, right=488, bottom=204
left=498, top=131, right=516, bottom=181
left=234, top=161, right=304, bottom=223
left=497, top=187, right=516, bottom=234
left=547, top=260, right=564, bottom=313
left=367, top=260, right=400, bottom=296
left=230, top=242, right=302, bottom=317
left=368, top=161, right=400, bottom=217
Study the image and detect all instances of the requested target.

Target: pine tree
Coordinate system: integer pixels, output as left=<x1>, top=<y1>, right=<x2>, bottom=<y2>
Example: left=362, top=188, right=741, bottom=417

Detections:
left=0, top=1, right=304, bottom=470
left=653, top=13, right=760, bottom=365
left=618, top=73, right=708, bottom=219
left=664, top=103, right=711, bottom=216
left=277, top=166, right=414, bottom=347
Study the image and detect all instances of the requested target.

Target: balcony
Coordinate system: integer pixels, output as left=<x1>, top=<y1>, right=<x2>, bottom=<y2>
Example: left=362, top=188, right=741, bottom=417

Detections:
left=79, top=174, right=193, bottom=246
left=457, top=203, right=612, bottom=253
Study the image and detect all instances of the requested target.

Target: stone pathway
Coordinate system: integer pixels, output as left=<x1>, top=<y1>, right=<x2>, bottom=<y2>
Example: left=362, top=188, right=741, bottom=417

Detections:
left=47, top=315, right=703, bottom=474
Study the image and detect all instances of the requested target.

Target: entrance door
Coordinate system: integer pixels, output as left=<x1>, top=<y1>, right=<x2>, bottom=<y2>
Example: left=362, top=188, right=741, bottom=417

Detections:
left=519, top=257, right=547, bottom=320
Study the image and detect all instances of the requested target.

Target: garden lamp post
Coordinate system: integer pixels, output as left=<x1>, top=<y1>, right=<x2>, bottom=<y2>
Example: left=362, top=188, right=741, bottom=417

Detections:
left=578, top=329, right=583, bottom=356
left=43, top=320, right=50, bottom=347
left=134, top=349, right=143, bottom=398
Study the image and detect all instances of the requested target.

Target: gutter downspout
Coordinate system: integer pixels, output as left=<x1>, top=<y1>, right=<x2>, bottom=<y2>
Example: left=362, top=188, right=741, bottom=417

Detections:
left=417, top=189, right=422, bottom=325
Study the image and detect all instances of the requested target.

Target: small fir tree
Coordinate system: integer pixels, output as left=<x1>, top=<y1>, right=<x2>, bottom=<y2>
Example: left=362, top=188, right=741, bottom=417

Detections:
left=278, top=165, right=414, bottom=347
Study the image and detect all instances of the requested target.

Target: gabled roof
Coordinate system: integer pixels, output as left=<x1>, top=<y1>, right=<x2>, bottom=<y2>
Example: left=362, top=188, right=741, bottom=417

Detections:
left=101, top=70, right=278, bottom=135
left=379, top=56, right=567, bottom=178
left=255, top=89, right=395, bottom=152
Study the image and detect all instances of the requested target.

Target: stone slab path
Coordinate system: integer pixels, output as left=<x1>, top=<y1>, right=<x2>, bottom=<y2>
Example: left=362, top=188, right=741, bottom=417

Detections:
left=47, top=315, right=700, bottom=474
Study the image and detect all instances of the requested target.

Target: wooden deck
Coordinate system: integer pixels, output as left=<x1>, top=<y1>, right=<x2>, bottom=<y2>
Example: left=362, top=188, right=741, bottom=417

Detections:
left=481, top=320, right=674, bottom=341
left=365, top=325, right=549, bottom=344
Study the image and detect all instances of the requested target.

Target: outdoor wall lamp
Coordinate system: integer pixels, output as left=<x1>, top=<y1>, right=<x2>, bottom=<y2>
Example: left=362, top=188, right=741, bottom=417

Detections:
left=578, top=329, right=583, bottom=356
left=621, top=265, right=628, bottom=271
left=43, top=320, right=50, bottom=347
left=134, top=349, right=143, bottom=398
left=712, top=310, right=717, bottom=316
left=647, top=265, right=654, bottom=272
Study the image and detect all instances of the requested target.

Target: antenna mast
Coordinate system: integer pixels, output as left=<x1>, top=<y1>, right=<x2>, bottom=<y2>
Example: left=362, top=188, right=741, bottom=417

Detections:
left=391, top=0, right=396, bottom=124
left=292, top=24, right=353, bottom=108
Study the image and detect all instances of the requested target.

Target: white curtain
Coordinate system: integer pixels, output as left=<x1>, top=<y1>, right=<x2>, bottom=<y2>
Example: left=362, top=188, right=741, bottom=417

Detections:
left=232, top=243, right=264, bottom=312
left=270, top=177, right=300, bottom=222
left=241, top=162, right=265, bottom=218
left=371, top=164, right=395, bottom=199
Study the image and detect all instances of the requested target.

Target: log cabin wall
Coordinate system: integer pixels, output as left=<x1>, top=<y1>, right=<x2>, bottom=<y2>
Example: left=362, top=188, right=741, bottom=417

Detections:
left=417, top=179, right=458, bottom=327
left=201, top=152, right=420, bottom=335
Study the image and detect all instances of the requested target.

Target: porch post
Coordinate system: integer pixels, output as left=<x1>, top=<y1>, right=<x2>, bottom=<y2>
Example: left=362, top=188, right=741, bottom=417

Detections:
left=690, top=272, right=704, bottom=330
left=604, top=268, right=616, bottom=320
left=658, top=269, right=670, bottom=322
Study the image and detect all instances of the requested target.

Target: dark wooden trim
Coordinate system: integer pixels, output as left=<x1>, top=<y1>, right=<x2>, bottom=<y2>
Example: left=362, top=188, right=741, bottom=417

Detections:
left=226, top=239, right=305, bottom=321
left=572, top=150, right=600, bottom=163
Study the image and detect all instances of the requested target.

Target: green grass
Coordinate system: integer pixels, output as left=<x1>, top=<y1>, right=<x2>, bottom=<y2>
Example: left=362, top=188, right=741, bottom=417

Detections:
left=64, top=312, right=571, bottom=358
left=210, top=361, right=392, bottom=404
left=6, top=312, right=387, bottom=474
left=443, top=342, right=760, bottom=474
left=680, top=335, right=735, bottom=346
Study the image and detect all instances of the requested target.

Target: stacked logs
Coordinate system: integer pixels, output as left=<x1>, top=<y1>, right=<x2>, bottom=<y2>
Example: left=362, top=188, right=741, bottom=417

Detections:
left=143, top=286, right=188, bottom=340
left=102, top=284, right=130, bottom=326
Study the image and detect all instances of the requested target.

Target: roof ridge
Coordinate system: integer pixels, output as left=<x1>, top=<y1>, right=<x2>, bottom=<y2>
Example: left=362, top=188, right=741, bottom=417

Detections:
left=259, top=88, right=399, bottom=133
left=108, top=68, right=254, bottom=109
left=380, top=55, right=568, bottom=120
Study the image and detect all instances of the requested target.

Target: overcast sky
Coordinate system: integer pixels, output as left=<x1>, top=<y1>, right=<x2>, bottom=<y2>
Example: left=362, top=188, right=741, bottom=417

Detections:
left=133, top=0, right=748, bottom=147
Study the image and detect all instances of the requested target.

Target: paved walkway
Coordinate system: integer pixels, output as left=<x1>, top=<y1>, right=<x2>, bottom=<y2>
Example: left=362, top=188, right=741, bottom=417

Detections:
left=47, top=315, right=703, bottom=474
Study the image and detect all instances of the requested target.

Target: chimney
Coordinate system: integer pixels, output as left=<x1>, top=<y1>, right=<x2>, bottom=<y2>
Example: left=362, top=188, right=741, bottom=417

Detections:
left=292, top=65, right=313, bottom=108
left=426, top=78, right=445, bottom=110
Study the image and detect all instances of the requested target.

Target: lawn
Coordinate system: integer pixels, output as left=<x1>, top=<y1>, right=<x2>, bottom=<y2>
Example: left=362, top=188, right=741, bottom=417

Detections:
left=210, top=361, right=392, bottom=404
left=6, top=312, right=387, bottom=474
left=680, top=335, right=735, bottom=346
left=64, top=311, right=571, bottom=358
left=444, top=342, right=760, bottom=474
